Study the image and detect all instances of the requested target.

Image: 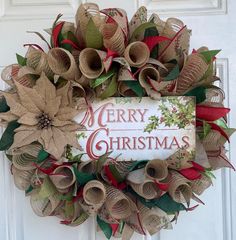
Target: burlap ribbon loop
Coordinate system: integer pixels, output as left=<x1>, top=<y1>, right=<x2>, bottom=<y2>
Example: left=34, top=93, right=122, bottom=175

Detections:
left=124, top=41, right=150, bottom=68
left=145, top=159, right=169, bottom=181
left=105, top=185, right=132, bottom=219
left=139, top=64, right=161, bottom=99
left=168, top=171, right=192, bottom=203
left=79, top=48, right=105, bottom=79
left=50, top=165, right=76, bottom=191
left=26, top=47, right=54, bottom=78
left=12, top=165, right=34, bottom=190
left=47, top=48, right=80, bottom=80
left=30, top=191, right=61, bottom=217
left=175, top=53, right=208, bottom=94
left=127, top=168, right=161, bottom=199
left=83, top=180, right=106, bottom=206
left=102, top=23, right=126, bottom=56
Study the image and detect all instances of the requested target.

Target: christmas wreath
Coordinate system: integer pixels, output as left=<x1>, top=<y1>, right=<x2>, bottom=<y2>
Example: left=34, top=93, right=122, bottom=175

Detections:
left=0, top=3, right=234, bottom=239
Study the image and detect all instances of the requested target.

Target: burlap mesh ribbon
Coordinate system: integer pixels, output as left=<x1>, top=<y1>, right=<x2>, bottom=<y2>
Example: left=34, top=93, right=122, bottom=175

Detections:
left=168, top=171, right=192, bottom=203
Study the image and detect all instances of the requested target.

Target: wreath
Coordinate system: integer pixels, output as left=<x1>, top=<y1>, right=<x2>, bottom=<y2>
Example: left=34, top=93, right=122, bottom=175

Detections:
left=0, top=3, right=234, bottom=239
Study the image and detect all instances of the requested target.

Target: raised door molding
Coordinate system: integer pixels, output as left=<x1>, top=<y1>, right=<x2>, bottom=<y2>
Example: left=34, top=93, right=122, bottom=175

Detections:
left=0, top=0, right=79, bottom=20
left=138, top=0, right=227, bottom=16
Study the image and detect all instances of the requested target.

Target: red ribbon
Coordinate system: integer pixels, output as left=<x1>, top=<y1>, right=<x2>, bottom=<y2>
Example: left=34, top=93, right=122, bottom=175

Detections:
left=104, top=165, right=126, bottom=190
left=196, top=120, right=230, bottom=142
left=52, top=21, right=65, bottom=47
left=179, top=168, right=202, bottom=180
left=110, top=224, right=119, bottom=236
left=143, top=36, right=170, bottom=52
left=196, top=105, right=230, bottom=121
left=61, top=39, right=80, bottom=50
left=23, top=44, right=44, bottom=51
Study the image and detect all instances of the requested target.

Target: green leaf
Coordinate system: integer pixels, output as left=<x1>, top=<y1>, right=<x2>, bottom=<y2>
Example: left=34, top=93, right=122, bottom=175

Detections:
left=130, top=22, right=157, bottom=42
left=97, top=216, right=112, bottom=239
left=200, top=50, right=221, bottom=63
left=99, top=73, right=118, bottom=99
left=91, top=69, right=115, bottom=89
left=16, top=53, right=27, bottom=66
left=0, top=120, right=20, bottom=151
left=109, top=164, right=124, bottom=183
left=85, top=18, right=103, bottom=49
left=124, top=81, right=145, bottom=97
left=96, top=151, right=112, bottom=173
left=72, top=165, right=95, bottom=185
left=185, top=86, right=206, bottom=104
left=164, top=64, right=179, bottom=81
left=0, top=97, right=10, bottom=113
left=37, top=149, right=49, bottom=163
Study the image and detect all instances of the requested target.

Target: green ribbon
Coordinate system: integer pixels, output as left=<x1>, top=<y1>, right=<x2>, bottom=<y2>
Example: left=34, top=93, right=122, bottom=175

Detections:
left=72, top=165, right=95, bottom=185
left=97, top=216, right=112, bottom=239
left=0, top=120, right=20, bottom=151
left=0, top=97, right=10, bottom=113
left=16, top=53, right=27, bottom=66
left=91, top=69, right=115, bottom=89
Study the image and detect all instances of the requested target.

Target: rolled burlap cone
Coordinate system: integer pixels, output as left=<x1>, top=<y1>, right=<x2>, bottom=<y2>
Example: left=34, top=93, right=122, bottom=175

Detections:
left=76, top=74, right=90, bottom=87
left=138, top=202, right=171, bottom=235
left=50, top=165, right=76, bottom=191
left=127, top=168, right=161, bottom=199
left=78, top=160, right=96, bottom=174
left=1, top=64, right=36, bottom=88
left=139, top=64, right=161, bottom=99
left=79, top=48, right=105, bottom=79
left=47, top=47, right=80, bottom=80
left=30, top=191, right=61, bottom=217
left=105, top=185, right=132, bottom=219
left=71, top=81, right=86, bottom=98
left=102, top=23, right=126, bottom=56
left=130, top=180, right=161, bottom=200
left=12, top=165, right=34, bottom=190
left=98, top=204, right=119, bottom=224
left=12, top=143, right=42, bottom=171
left=75, top=3, right=101, bottom=43
left=145, top=160, right=168, bottom=181
left=168, top=171, right=192, bottom=203
left=12, top=153, right=37, bottom=171
left=83, top=180, right=106, bottom=206
left=26, top=47, right=53, bottom=78
left=158, top=18, right=190, bottom=63
left=124, top=41, right=150, bottom=68
left=175, top=53, right=208, bottom=94
left=190, top=174, right=212, bottom=195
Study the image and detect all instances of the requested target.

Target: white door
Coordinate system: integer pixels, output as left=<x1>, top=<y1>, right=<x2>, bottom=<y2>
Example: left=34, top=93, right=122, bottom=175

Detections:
left=0, top=0, right=236, bottom=240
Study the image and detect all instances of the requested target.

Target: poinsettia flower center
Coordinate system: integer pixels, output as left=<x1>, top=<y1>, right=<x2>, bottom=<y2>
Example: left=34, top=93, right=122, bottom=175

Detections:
left=37, top=112, right=52, bottom=129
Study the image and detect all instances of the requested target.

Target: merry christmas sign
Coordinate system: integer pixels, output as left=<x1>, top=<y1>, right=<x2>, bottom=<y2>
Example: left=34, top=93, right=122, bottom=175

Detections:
left=76, top=97, right=196, bottom=161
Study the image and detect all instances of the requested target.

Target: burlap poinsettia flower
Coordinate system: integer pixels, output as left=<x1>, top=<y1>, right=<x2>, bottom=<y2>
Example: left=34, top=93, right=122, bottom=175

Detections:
left=3, top=72, right=84, bottom=159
